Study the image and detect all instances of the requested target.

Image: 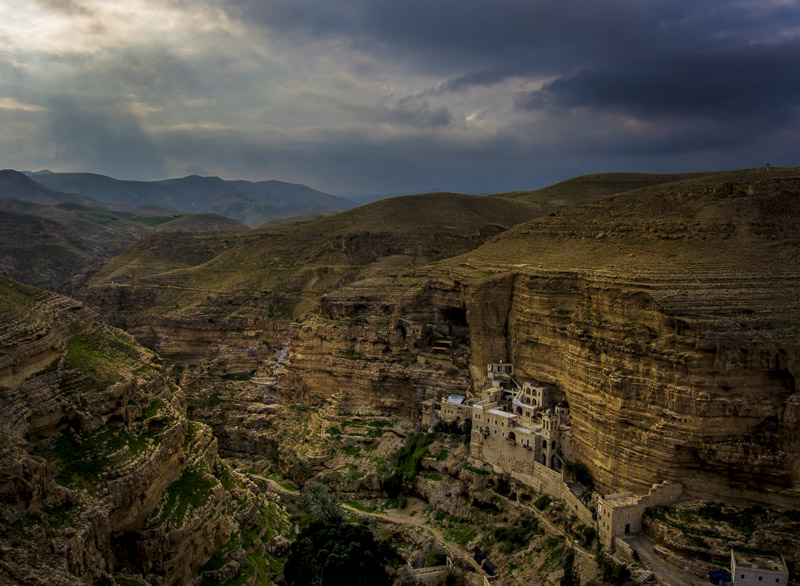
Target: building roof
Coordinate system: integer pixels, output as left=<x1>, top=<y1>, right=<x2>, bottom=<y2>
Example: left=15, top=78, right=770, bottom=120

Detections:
left=732, top=550, right=788, bottom=573
left=446, top=394, right=466, bottom=405
left=487, top=409, right=516, bottom=418
left=511, top=425, right=534, bottom=435
left=601, top=493, right=640, bottom=507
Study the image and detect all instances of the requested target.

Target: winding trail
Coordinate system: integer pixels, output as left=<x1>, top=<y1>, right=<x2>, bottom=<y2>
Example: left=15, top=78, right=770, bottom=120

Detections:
left=250, top=472, right=704, bottom=585
left=249, top=474, right=485, bottom=574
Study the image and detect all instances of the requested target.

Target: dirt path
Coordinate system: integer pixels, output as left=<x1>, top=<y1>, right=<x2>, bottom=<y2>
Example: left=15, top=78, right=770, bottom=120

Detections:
left=625, top=535, right=707, bottom=586
left=342, top=505, right=485, bottom=574
left=249, top=474, right=485, bottom=574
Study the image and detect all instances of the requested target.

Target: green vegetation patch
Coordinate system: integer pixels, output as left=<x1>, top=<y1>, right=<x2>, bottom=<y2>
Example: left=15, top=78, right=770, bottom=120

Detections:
left=382, top=433, right=438, bottom=497
left=26, top=358, right=60, bottom=380
left=489, top=513, right=542, bottom=554
left=35, top=424, right=158, bottom=490
left=433, top=511, right=478, bottom=547
left=133, top=214, right=177, bottom=226
left=201, top=532, right=239, bottom=573
left=219, top=370, right=255, bottom=381
left=62, top=323, right=142, bottom=388
left=534, top=494, right=552, bottom=511
left=342, top=499, right=376, bottom=513
left=139, top=398, right=165, bottom=420
left=284, top=521, right=393, bottom=586
left=156, top=462, right=216, bottom=529
left=0, top=276, right=39, bottom=314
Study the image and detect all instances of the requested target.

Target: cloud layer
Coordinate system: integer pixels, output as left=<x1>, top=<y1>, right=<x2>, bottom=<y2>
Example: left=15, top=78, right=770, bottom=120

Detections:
left=0, top=0, right=798, bottom=194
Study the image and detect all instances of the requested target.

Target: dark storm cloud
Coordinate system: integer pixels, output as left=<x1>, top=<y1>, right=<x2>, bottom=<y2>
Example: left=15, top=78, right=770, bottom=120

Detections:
left=516, top=41, right=800, bottom=122
left=226, top=0, right=644, bottom=73
left=47, top=97, right=165, bottom=180
left=346, top=97, right=453, bottom=128
left=4, top=0, right=799, bottom=193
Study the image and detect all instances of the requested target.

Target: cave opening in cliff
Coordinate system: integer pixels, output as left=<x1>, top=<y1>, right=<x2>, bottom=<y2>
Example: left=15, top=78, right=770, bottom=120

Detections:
left=112, top=531, right=141, bottom=574
left=439, top=306, right=467, bottom=327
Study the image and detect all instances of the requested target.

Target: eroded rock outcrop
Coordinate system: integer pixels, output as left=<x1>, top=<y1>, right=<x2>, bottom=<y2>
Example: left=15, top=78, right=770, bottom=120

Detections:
left=0, top=276, right=286, bottom=585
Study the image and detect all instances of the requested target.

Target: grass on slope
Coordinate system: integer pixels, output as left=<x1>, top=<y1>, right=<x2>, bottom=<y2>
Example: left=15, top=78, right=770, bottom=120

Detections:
left=439, top=166, right=800, bottom=329
left=84, top=192, right=541, bottom=318
left=154, top=213, right=248, bottom=232
left=492, top=171, right=716, bottom=208
left=0, top=275, right=40, bottom=314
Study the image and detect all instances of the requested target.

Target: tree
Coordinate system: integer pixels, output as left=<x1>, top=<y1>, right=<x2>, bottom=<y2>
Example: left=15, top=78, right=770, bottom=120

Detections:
left=301, top=481, right=343, bottom=524
left=561, top=548, right=580, bottom=586
left=284, top=521, right=392, bottom=586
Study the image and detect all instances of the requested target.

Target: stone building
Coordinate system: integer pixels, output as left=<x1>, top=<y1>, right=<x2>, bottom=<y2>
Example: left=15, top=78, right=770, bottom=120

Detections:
left=421, top=394, right=471, bottom=429
left=470, top=367, right=571, bottom=477
left=487, top=362, right=514, bottom=381
left=730, top=550, right=789, bottom=585
left=597, top=481, right=683, bottom=548
left=423, top=361, right=688, bottom=561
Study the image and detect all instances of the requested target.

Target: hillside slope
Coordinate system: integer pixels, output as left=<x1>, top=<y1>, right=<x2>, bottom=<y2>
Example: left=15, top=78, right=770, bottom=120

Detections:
left=0, top=194, right=248, bottom=289
left=0, top=210, right=105, bottom=289
left=77, top=192, right=541, bottom=321
left=0, top=170, right=98, bottom=206
left=492, top=171, right=715, bottom=210
left=0, top=276, right=287, bottom=584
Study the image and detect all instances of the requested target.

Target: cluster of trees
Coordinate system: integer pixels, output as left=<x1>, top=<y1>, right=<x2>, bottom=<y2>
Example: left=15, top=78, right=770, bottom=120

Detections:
left=284, top=482, right=394, bottom=586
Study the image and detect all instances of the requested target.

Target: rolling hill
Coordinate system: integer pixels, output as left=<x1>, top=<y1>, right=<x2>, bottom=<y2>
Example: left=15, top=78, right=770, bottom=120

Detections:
left=492, top=171, right=717, bottom=211
left=0, top=169, right=98, bottom=206
left=29, top=171, right=354, bottom=225
left=77, top=192, right=543, bottom=320
left=0, top=210, right=104, bottom=289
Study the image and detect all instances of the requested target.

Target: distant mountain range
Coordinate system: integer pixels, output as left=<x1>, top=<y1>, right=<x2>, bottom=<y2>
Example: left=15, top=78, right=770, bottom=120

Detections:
left=0, top=169, right=250, bottom=289
left=21, top=170, right=355, bottom=226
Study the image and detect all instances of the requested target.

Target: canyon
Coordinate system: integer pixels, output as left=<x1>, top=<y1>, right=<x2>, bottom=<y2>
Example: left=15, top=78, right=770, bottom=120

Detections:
left=76, top=168, right=800, bottom=507
left=1, top=167, right=799, bottom=584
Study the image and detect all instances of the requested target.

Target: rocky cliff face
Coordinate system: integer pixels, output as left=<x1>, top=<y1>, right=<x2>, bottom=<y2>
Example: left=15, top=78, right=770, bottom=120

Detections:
left=423, top=172, right=800, bottom=506
left=0, top=276, right=286, bottom=585
left=70, top=169, right=800, bottom=511
left=456, top=269, right=800, bottom=505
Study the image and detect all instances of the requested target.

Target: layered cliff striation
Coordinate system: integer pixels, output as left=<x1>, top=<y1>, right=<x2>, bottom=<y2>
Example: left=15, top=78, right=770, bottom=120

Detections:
left=0, top=276, right=286, bottom=585
left=71, top=167, right=800, bottom=509
left=418, top=167, right=800, bottom=505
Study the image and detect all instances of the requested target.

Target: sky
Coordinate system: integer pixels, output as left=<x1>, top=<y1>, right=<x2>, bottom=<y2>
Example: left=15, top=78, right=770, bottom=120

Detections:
left=0, top=0, right=798, bottom=196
